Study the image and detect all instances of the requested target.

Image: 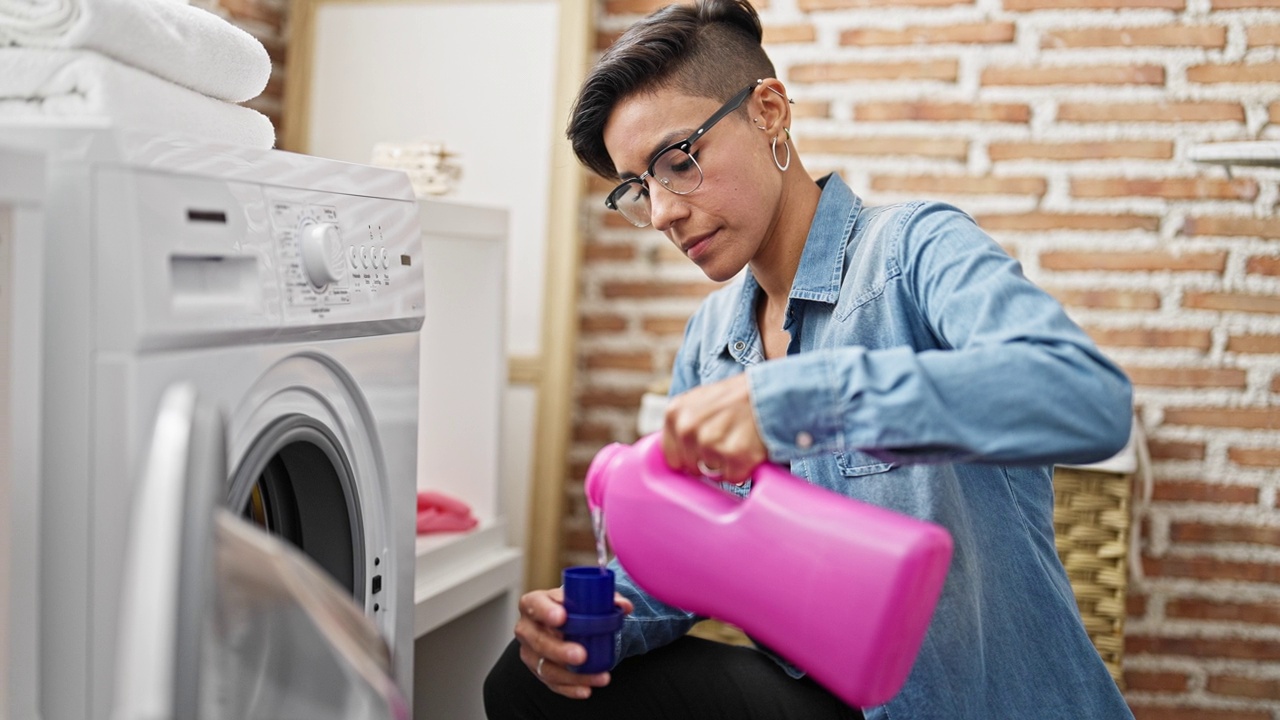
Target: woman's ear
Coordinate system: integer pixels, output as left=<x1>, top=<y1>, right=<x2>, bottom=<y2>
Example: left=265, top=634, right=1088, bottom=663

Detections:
left=754, top=79, right=792, bottom=136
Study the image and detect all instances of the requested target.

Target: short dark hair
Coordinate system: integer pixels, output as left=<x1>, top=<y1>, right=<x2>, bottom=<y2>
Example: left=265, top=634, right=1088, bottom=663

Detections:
left=567, top=0, right=776, bottom=180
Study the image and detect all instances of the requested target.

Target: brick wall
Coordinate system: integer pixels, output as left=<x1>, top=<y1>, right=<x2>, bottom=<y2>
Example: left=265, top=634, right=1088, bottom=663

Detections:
left=567, top=0, right=1280, bottom=716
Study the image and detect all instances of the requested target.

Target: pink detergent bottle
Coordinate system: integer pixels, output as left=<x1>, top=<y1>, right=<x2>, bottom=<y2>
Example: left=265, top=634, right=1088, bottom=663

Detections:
left=584, top=432, right=953, bottom=709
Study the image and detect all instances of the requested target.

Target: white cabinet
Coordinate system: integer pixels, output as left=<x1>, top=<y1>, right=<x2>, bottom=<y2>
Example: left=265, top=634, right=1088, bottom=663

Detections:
left=414, top=199, right=522, bottom=720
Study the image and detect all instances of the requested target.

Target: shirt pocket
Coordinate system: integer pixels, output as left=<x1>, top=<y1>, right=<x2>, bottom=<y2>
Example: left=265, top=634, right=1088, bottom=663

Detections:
left=834, top=448, right=896, bottom=477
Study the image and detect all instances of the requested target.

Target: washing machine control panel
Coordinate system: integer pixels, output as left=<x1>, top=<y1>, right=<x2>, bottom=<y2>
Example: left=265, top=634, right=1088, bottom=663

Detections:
left=266, top=189, right=420, bottom=321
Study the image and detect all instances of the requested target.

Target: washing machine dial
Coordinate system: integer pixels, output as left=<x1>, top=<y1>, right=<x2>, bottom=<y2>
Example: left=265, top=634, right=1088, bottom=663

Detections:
left=298, top=220, right=347, bottom=290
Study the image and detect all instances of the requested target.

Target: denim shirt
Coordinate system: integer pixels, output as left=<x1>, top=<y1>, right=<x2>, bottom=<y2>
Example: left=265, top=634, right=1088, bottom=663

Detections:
left=607, top=174, right=1135, bottom=719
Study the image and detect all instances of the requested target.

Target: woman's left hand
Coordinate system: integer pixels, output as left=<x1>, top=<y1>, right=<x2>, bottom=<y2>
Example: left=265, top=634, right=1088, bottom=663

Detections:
left=661, top=374, right=767, bottom=485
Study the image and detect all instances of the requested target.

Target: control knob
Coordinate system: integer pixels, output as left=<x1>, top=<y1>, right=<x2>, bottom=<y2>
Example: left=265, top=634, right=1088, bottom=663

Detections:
left=298, top=221, right=347, bottom=290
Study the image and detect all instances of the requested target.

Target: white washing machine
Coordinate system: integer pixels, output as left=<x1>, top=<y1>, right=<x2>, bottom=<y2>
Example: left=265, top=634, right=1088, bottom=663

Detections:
left=0, top=143, right=46, bottom=720
left=0, top=125, right=424, bottom=720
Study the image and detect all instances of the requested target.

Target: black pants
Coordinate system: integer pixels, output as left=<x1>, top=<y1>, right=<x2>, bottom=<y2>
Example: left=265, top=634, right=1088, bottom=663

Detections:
left=483, top=635, right=864, bottom=720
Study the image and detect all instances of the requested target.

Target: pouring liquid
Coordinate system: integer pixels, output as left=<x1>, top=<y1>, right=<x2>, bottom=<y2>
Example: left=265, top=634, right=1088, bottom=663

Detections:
left=590, top=506, right=608, bottom=570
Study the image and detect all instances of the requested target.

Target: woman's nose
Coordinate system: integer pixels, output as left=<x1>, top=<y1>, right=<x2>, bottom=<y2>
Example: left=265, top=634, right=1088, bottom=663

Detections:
left=648, top=186, right=689, bottom=232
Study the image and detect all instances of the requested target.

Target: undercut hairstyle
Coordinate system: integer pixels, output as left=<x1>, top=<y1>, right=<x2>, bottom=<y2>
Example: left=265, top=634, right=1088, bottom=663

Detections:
left=567, top=0, right=777, bottom=180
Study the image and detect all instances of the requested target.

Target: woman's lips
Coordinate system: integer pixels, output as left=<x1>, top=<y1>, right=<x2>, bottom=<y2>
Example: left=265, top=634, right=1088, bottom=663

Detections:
left=683, top=231, right=715, bottom=261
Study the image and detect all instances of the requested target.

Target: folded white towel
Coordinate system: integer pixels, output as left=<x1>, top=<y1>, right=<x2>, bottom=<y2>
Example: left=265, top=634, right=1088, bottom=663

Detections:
left=0, top=0, right=269, bottom=103
left=0, top=48, right=275, bottom=149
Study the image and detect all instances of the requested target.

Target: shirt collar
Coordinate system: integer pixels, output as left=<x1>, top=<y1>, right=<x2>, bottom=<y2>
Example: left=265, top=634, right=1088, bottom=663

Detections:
left=717, top=174, right=862, bottom=362
left=788, top=173, right=861, bottom=305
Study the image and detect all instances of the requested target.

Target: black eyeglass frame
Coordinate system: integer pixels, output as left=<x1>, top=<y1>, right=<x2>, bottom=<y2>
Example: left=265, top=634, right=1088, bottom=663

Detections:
left=604, top=80, right=762, bottom=220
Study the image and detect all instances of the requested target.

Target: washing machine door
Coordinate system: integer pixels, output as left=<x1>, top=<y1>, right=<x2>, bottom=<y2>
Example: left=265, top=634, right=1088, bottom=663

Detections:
left=111, top=384, right=408, bottom=720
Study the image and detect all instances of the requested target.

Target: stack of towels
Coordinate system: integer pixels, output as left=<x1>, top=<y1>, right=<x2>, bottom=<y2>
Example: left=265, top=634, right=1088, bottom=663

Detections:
left=0, top=0, right=276, bottom=148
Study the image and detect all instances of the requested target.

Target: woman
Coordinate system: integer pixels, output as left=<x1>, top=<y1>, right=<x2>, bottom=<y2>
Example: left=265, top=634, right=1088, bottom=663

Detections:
left=485, top=1, right=1135, bottom=718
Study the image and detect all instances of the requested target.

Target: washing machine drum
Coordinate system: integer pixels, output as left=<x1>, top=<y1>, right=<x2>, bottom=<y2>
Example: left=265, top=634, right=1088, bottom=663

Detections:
left=228, top=414, right=364, bottom=601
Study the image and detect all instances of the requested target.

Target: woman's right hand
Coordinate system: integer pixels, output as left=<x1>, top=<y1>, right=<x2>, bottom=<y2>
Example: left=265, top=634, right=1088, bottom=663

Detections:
left=514, top=586, right=634, bottom=700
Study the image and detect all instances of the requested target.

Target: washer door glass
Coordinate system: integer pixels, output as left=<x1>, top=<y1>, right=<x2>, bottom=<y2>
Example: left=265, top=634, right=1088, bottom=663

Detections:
left=228, top=414, right=365, bottom=602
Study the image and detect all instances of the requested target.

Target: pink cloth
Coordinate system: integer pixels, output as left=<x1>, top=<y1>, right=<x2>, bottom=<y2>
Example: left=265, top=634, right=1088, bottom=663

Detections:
left=416, top=490, right=478, bottom=534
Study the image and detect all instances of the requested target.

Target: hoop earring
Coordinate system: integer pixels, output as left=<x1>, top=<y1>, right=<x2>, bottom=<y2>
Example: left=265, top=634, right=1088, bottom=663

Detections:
left=771, top=135, right=791, bottom=172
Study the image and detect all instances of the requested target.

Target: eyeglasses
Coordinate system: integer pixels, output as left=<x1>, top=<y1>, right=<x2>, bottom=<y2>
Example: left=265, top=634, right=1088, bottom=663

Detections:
left=605, top=80, right=761, bottom=228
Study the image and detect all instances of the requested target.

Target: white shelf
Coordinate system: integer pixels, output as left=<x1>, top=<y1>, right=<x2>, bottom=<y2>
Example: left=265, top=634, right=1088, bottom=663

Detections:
left=413, top=521, right=523, bottom=638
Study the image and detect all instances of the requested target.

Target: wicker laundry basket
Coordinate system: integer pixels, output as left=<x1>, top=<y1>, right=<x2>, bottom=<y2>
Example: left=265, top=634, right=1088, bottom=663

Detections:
left=1051, top=464, right=1133, bottom=688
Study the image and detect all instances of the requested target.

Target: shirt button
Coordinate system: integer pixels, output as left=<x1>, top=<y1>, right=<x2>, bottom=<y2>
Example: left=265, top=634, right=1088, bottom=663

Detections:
left=733, top=341, right=746, bottom=352
left=796, top=431, right=813, bottom=449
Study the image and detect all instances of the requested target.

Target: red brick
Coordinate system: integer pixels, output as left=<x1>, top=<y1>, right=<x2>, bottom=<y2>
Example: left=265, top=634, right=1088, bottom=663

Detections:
left=989, top=140, right=1173, bottom=160
left=791, top=60, right=958, bottom=83
left=1128, top=592, right=1148, bottom=617
left=1150, top=479, right=1258, bottom=503
left=1184, top=292, right=1280, bottom=315
left=870, top=175, right=1046, bottom=196
left=1147, top=440, right=1205, bottom=461
left=1071, top=177, right=1256, bottom=201
left=1131, top=706, right=1269, bottom=720
left=1167, top=598, right=1280, bottom=625
left=640, top=316, right=692, bottom=336
left=578, top=386, right=647, bottom=410
left=1229, top=334, right=1280, bottom=353
left=799, top=136, right=968, bottom=160
left=1272, top=101, right=1280, bottom=124
left=983, top=64, right=1164, bottom=86
left=603, top=212, right=643, bottom=229
left=1188, top=63, right=1280, bottom=84
left=783, top=101, right=826, bottom=121
left=1047, top=288, right=1161, bottom=310
left=1172, top=521, right=1280, bottom=546
left=1246, top=256, right=1280, bottom=276
left=1273, top=376, right=1280, bottom=394
left=1008, top=0, right=1182, bottom=6
left=1058, top=102, right=1244, bottom=122
left=573, top=421, right=620, bottom=444
left=1183, top=215, right=1280, bottom=238
left=763, top=24, right=816, bottom=44
left=1229, top=447, right=1280, bottom=467
left=1246, top=25, right=1280, bottom=46
left=841, top=22, right=1014, bottom=46
left=1214, top=0, right=1280, bottom=7
left=580, top=313, right=628, bottom=333
left=1129, top=633, right=1280, bottom=660
left=1124, top=670, right=1190, bottom=692
left=1040, top=250, right=1226, bottom=272
left=601, top=280, right=721, bottom=299
left=1043, top=25, right=1225, bottom=48
left=1164, top=406, right=1280, bottom=430
left=1084, top=327, right=1211, bottom=350
left=1124, top=366, right=1247, bottom=388
left=1143, top=556, right=1280, bottom=583
left=855, top=102, right=1029, bottom=123
left=583, top=351, right=654, bottom=372
left=976, top=212, right=1158, bottom=232
left=798, top=0, right=969, bottom=7
left=583, top=242, right=637, bottom=261
left=1207, top=675, right=1280, bottom=700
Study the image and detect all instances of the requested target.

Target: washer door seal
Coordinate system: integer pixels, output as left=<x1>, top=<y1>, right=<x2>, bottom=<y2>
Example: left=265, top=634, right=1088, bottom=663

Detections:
left=228, top=414, right=365, bottom=601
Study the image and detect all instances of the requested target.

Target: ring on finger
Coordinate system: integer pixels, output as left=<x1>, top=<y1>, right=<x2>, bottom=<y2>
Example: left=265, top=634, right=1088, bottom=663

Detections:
left=536, top=657, right=546, bottom=677
left=697, top=459, right=723, bottom=478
